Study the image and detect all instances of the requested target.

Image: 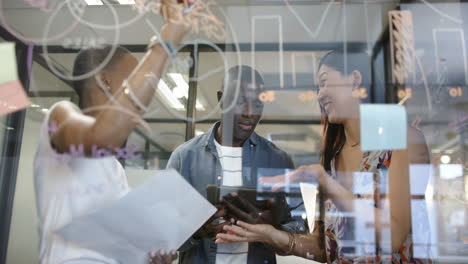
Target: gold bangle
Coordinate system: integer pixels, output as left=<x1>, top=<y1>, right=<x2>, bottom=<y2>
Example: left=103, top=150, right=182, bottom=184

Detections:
left=285, top=232, right=295, bottom=255
left=290, top=233, right=297, bottom=254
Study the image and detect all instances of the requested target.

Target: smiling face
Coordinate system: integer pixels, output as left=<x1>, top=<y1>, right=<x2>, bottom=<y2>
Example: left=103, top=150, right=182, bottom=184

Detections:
left=316, top=65, right=362, bottom=124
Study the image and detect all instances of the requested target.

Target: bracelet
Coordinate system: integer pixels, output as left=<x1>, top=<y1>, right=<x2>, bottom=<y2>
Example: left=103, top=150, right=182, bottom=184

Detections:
left=285, top=232, right=297, bottom=255
left=147, top=35, right=177, bottom=59
left=291, top=233, right=297, bottom=254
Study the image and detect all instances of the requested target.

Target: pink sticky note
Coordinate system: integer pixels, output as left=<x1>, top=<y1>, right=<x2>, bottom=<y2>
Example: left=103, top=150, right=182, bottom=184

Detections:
left=0, top=80, right=30, bottom=116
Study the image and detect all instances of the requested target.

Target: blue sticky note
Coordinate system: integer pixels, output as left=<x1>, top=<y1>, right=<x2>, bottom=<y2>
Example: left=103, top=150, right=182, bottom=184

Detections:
left=360, top=104, right=407, bottom=152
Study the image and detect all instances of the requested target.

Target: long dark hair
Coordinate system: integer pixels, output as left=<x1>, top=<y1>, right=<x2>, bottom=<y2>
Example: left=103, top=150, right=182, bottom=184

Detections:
left=318, top=50, right=371, bottom=171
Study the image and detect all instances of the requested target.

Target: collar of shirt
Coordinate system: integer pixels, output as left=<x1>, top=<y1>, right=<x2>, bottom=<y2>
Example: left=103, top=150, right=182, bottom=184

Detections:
left=202, top=121, right=259, bottom=151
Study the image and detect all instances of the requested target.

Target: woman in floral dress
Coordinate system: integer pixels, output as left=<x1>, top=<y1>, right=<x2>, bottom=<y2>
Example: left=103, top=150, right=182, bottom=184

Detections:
left=215, top=50, right=432, bottom=264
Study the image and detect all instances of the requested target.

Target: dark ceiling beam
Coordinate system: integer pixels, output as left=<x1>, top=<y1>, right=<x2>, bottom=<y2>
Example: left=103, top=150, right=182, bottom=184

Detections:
left=134, top=128, right=168, bottom=152
left=32, top=53, right=75, bottom=88
left=27, top=91, right=75, bottom=97
left=41, top=42, right=370, bottom=53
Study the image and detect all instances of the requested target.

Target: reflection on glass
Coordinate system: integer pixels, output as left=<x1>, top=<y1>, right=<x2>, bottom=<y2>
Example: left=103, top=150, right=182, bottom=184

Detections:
left=0, top=1, right=466, bottom=264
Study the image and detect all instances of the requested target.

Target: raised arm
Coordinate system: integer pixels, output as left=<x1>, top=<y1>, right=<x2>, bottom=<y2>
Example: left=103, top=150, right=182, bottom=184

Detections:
left=50, top=0, right=194, bottom=155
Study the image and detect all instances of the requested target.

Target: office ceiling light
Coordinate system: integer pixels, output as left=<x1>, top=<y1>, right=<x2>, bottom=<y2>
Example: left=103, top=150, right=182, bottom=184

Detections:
left=439, top=164, right=463, bottom=179
left=116, top=0, right=135, bottom=4
left=440, top=154, right=451, bottom=164
left=195, top=101, right=205, bottom=111
left=85, top=0, right=135, bottom=5
left=169, top=73, right=189, bottom=97
left=85, top=0, right=103, bottom=5
left=172, top=86, right=186, bottom=99
left=157, top=80, right=185, bottom=110
left=168, top=73, right=205, bottom=111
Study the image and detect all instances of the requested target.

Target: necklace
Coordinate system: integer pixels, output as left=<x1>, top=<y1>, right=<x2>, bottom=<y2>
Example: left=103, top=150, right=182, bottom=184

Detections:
left=345, top=139, right=360, bottom=148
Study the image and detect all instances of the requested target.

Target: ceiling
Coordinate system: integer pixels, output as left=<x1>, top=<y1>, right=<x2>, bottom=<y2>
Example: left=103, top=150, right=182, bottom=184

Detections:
left=0, top=0, right=396, bottom=45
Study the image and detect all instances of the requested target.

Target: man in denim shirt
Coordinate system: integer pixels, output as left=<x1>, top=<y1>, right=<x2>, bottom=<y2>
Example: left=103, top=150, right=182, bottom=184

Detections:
left=167, top=66, right=299, bottom=264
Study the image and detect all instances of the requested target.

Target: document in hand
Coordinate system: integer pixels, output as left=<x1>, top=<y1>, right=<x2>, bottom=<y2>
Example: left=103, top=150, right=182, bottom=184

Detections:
left=299, top=183, right=318, bottom=233
left=57, top=169, right=217, bottom=264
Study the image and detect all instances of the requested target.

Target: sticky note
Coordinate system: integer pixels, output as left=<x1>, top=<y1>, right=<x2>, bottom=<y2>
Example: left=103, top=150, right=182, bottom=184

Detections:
left=299, top=182, right=318, bottom=233
left=360, top=104, right=407, bottom=152
left=0, top=43, right=19, bottom=84
left=0, top=80, right=30, bottom=115
left=0, top=43, right=30, bottom=115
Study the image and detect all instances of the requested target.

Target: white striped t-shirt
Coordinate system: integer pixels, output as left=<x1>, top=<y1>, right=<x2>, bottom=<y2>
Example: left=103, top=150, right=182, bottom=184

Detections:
left=214, top=139, right=248, bottom=264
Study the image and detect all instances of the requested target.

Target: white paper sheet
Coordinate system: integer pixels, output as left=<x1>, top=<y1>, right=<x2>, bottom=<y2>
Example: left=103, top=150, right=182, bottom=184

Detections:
left=299, top=183, right=318, bottom=233
left=57, top=169, right=217, bottom=264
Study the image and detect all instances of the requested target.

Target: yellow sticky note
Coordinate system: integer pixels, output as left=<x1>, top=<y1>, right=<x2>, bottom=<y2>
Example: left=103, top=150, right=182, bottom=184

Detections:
left=0, top=42, right=19, bottom=84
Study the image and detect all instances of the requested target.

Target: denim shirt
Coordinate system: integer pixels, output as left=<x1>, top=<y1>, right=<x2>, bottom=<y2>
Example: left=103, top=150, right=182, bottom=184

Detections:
left=167, top=122, right=298, bottom=264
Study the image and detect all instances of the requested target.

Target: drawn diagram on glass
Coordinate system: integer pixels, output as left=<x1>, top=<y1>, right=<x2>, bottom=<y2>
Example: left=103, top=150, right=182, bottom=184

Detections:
left=418, top=0, right=463, bottom=24
left=283, top=0, right=335, bottom=40
left=433, top=28, right=468, bottom=102
left=0, top=0, right=81, bottom=43
left=141, top=6, right=243, bottom=123
left=41, top=0, right=121, bottom=81
left=252, top=15, right=283, bottom=88
left=135, top=0, right=226, bottom=41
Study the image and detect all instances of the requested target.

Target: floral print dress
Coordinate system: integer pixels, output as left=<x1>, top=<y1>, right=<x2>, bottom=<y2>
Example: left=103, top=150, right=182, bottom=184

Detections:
left=324, top=151, right=433, bottom=264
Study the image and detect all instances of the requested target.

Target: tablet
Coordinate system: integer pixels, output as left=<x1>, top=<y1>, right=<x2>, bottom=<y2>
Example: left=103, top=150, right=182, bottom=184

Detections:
left=206, top=185, right=290, bottom=209
left=206, top=185, right=291, bottom=226
left=207, top=185, right=257, bottom=206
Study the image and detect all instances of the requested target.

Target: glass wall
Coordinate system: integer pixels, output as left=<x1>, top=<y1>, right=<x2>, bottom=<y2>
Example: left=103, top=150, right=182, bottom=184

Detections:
left=0, top=1, right=466, bottom=264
